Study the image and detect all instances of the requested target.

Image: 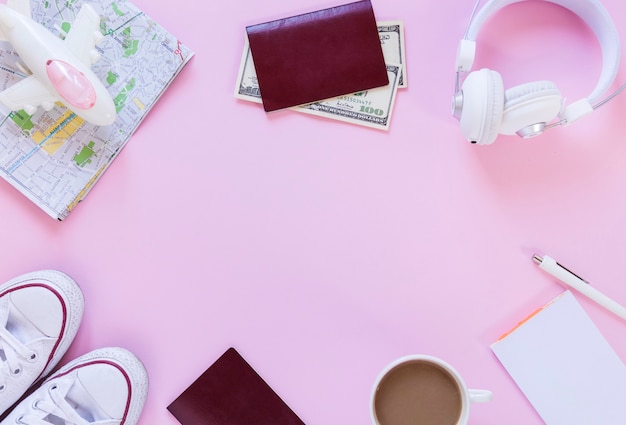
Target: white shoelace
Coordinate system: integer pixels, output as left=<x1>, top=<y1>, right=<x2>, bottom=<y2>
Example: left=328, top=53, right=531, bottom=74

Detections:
left=16, top=381, right=118, bottom=425
left=0, top=326, right=37, bottom=392
left=18, top=383, right=88, bottom=425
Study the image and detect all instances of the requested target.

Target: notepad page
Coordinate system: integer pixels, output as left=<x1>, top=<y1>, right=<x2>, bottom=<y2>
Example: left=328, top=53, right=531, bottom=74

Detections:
left=491, top=291, right=626, bottom=425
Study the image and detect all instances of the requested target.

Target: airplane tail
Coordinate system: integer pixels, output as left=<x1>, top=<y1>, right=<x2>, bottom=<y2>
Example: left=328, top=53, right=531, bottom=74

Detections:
left=7, top=0, right=31, bottom=18
left=0, top=0, right=31, bottom=41
left=0, top=9, right=9, bottom=42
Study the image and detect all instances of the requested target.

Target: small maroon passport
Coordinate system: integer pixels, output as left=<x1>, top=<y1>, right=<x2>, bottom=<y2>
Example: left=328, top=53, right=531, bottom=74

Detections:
left=246, top=0, right=388, bottom=112
left=167, top=347, right=305, bottom=425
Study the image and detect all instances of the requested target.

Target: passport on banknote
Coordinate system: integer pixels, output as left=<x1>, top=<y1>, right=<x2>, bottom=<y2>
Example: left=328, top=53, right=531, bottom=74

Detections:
left=246, top=0, right=388, bottom=112
left=167, top=347, right=306, bottom=425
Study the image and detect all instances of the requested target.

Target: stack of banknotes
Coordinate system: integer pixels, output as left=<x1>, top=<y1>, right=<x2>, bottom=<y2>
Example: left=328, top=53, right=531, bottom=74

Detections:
left=234, top=21, right=406, bottom=131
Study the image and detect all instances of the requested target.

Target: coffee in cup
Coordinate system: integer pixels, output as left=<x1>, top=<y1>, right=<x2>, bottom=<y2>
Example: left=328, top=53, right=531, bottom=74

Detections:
left=370, top=355, right=492, bottom=425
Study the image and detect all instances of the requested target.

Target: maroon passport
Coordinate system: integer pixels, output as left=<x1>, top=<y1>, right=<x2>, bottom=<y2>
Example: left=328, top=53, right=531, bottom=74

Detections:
left=246, top=0, right=388, bottom=112
left=167, top=348, right=305, bottom=425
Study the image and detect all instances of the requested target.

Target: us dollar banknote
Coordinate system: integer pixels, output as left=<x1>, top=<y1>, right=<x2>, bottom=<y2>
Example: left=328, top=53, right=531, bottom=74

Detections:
left=377, top=21, right=407, bottom=87
left=296, top=64, right=400, bottom=130
left=233, top=33, right=262, bottom=104
left=234, top=21, right=406, bottom=129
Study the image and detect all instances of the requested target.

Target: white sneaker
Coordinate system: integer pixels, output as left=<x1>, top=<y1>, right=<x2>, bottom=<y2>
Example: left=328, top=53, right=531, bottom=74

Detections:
left=0, top=270, right=84, bottom=415
left=2, top=347, right=149, bottom=425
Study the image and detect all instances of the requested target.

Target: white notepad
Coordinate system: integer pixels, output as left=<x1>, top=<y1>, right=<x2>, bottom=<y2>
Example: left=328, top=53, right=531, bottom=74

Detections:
left=491, top=291, right=626, bottom=425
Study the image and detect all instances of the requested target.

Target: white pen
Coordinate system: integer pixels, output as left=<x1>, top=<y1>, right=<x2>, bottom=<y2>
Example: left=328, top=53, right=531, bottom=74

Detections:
left=533, top=254, right=626, bottom=321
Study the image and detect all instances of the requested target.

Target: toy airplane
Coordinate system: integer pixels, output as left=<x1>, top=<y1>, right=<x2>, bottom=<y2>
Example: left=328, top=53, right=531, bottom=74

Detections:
left=0, top=0, right=116, bottom=126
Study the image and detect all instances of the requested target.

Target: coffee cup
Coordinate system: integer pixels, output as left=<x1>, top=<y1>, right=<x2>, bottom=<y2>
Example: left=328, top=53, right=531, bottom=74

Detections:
left=370, top=355, right=492, bottom=425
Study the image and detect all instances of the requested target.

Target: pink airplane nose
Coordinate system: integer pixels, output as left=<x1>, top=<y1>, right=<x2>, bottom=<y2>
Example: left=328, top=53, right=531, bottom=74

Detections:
left=46, top=59, right=97, bottom=110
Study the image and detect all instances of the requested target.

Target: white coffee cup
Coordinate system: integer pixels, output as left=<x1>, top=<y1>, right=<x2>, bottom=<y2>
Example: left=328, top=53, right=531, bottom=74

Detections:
left=370, top=355, right=492, bottom=425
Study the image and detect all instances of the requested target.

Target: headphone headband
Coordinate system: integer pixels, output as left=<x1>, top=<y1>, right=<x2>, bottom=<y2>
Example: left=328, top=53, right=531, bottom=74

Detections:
left=456, top=0, right=620, bottom=121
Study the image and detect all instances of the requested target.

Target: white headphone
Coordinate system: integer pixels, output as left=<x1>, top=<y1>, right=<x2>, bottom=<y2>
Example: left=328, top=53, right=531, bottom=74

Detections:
left=452, top=0, right=621, bottom=145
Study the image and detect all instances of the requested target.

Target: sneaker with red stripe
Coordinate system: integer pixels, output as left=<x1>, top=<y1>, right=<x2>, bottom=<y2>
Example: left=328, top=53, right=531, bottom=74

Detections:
left=2, top=347, right=148, bottom=425
left=0, top=270, right=84, bottom=415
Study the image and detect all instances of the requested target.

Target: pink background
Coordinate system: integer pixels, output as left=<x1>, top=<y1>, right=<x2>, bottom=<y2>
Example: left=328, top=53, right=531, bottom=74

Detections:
left=1, top=0, right=626, bottom=424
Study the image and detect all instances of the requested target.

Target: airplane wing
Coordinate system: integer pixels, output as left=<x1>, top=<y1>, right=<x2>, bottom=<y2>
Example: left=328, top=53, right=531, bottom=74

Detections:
left=0, top=75, right=58, bottom=114
left=63, top=4, right=104, bottom=66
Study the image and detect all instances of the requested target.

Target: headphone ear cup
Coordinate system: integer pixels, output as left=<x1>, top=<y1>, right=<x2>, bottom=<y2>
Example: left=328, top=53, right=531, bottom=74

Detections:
left=501, top=81, right=562, bottom=135
left=459, top=69, right=504, bottom=145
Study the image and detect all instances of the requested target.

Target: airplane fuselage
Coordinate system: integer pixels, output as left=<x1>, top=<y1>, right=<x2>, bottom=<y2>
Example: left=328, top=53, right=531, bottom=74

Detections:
left=0, top=4, right=116, bottom=125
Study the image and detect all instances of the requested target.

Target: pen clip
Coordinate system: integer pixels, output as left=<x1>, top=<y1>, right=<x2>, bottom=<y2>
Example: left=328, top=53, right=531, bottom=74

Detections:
left=556, top=261, right=589, bottom=285
left=534, top=254, right=590, bottom=285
